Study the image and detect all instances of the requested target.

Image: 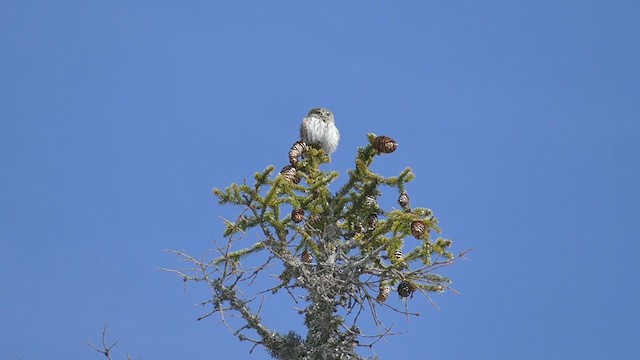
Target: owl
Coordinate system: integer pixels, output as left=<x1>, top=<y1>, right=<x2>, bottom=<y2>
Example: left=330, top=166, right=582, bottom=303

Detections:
left=300, top=108, right=340, bottom=155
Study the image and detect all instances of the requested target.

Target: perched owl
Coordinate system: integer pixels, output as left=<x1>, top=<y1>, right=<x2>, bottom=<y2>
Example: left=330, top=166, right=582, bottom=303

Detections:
left=300, top=108, right=340, bottom=155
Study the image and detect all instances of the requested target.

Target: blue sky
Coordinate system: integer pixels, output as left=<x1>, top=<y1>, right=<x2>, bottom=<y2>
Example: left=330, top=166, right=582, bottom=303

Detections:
left=1, top=1, right=639, bottom=359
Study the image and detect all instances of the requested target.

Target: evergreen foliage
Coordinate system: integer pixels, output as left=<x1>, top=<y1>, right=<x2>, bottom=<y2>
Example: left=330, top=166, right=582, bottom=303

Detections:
left=166, top=133, right=468, bottom=359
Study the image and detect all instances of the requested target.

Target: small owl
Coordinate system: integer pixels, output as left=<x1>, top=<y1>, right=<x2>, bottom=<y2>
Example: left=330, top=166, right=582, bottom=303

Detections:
left=300, top=108, right=340, bottom=155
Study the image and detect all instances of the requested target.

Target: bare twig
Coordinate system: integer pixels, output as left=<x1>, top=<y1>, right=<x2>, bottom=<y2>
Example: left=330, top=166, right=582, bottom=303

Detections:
left=84, top=326, right=121, bottom=360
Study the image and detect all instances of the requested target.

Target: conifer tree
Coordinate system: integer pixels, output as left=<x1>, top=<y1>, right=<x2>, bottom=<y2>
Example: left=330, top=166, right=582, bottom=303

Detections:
left=165, top=133, right=468, bottom=359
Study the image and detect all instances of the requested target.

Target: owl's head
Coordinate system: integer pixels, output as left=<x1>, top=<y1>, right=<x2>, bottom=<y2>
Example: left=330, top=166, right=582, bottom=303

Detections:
left=308, top=108, right=335, bottom=124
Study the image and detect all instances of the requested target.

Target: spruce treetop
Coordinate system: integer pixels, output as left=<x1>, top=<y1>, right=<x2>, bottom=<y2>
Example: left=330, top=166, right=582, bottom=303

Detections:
left=166, top=131, right=468, bottom=360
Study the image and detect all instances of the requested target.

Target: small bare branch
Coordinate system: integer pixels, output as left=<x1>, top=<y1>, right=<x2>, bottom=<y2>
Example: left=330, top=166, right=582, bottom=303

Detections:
left=84, top=326, right=122, bottom=360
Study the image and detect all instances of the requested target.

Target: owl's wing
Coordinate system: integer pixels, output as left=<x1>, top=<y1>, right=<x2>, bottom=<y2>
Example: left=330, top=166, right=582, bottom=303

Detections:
left=299, top=119, right=306, bottom=140
left=300, top=117, right=313, bottom=143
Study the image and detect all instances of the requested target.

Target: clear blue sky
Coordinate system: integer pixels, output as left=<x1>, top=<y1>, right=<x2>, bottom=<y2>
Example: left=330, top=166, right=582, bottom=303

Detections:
left=1, top=1, right=639, bottom=359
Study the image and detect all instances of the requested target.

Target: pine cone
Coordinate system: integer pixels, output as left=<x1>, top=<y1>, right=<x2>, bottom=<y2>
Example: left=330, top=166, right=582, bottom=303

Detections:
left=300, top=250, right=313, bottom=263
left=280, top=165, right=300, bottom=184
left=410, top=220, right=426, bottom=239
left=353, top=222, right=365, bottom=234
left=367, top=213, right=378, bottom=230
left=376, top=283, right=390, bottom=302
left=364, top=195, right=377, bottom=207
left=373, top=135, right=398, bottom=153
left=393, top=249, right=403, bottom=261
left=397, top=281, right=416, bottom=298
left=398, top=191, right=410, bottom=208
left=288, top=141, right=309, bottom=165
left=291, top=208, right=305, bottom=223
